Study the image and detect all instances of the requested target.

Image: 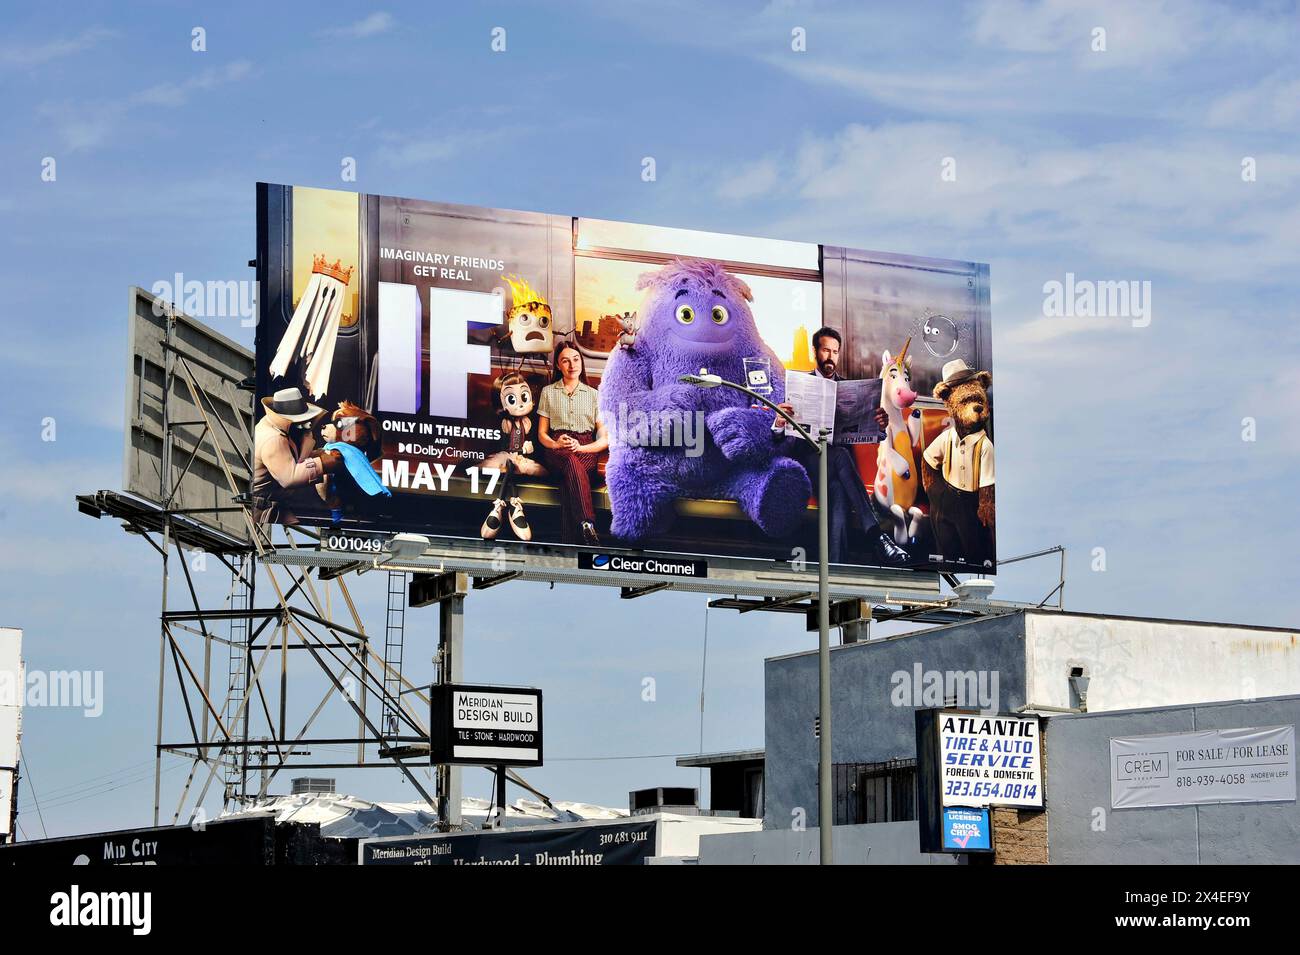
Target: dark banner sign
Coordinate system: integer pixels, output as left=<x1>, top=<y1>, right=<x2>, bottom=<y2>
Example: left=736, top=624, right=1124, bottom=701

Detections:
left=0, top=819, right=352, bottom=866
left=360, top=819, right=656, bottom=865
left=255, top=184, right=996, bottom=574
left=430, top=683, right=543, bottom=767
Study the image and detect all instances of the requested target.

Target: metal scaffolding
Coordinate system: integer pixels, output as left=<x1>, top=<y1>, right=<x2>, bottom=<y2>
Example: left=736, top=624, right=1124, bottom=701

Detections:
left=78, top=297, right=460, bottom=830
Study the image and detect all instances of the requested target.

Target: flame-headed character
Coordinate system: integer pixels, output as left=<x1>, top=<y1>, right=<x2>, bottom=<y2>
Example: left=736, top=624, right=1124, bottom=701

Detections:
left=500, top=274, right=554, bottom=354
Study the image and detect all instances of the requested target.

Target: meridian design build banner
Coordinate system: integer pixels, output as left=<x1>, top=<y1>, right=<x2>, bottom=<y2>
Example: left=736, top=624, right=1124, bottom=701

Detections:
left=360, top=820, right=657, bottom=866
left=254, top=183, right=996, bottom=574
left=939, top=711, right=1043, bottom=809
left=1111, top=725, right=1296, bottom=809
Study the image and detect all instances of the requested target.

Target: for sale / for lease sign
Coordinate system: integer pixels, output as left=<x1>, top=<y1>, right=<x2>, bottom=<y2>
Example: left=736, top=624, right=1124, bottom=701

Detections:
left=1111, top=724, right=1295, bottom=809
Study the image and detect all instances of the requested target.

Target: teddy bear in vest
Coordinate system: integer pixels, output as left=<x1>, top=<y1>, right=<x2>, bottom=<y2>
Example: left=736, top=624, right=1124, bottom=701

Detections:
left=921, top=360, right=995, bottom=568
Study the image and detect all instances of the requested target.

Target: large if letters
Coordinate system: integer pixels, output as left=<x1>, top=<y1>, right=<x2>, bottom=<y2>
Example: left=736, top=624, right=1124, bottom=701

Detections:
left=378, top=282, right=501, bottom=418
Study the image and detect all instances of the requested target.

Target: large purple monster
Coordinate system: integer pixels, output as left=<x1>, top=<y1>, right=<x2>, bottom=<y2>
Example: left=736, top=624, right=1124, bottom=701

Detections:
left=599, top=259, right=811, bottom=543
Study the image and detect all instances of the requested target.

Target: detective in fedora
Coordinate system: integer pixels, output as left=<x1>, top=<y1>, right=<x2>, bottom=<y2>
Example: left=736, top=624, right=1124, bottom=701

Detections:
left=252, top=387, right=341, bottom=525
left=921, top=359, right=996, bottom=567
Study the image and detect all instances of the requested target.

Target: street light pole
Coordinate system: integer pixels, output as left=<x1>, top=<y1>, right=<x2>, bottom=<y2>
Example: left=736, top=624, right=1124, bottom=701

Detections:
left=679, top=372, right=834, bottom=864
left=816, top=428, right=832, bottom=865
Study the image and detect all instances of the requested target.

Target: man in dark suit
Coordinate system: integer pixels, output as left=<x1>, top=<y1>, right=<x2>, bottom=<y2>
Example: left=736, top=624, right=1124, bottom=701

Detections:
left=774, top=326, right=910, bottom=565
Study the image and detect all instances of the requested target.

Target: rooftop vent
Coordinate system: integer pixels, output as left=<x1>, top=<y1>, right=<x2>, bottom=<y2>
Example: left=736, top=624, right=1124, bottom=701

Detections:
left=291, top=777, right=337, bottom=796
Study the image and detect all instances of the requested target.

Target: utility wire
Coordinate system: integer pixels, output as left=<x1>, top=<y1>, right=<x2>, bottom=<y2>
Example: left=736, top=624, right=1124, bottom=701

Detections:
left=698, top=598, right=710, bottom=796
left=19, top=761, right=187, bottom=815
left=15, top=757, right=156, bottom=801
left=16, top=751, right=48, bottom=840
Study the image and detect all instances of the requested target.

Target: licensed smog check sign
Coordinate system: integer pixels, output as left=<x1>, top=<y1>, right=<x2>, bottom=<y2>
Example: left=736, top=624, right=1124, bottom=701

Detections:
left=938, top=711, right=1043, bottom=809
left=431, top=683, right=542, bottom=767
left=1111, top=725, right=1295, bottom=809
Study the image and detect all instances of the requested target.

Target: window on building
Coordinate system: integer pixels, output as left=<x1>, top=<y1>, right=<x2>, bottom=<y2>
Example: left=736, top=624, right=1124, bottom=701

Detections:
left=832, top=759, right=917, bottom=825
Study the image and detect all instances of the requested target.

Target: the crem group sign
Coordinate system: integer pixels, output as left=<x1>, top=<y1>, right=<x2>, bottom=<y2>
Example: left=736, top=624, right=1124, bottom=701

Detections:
left=254, top=184, right=996, bottom=574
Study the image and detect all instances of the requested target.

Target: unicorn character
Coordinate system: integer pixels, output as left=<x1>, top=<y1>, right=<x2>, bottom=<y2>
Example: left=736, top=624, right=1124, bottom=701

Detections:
left=873, top=338, right=924, bottom=544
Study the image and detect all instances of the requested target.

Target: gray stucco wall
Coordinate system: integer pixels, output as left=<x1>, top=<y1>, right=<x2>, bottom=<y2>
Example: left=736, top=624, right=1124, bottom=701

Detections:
left=697, top=821, right=958, bottom=865
left=1045, top=695, right=1300, bottom=863
left=764, top=611, right=1029, bottom=828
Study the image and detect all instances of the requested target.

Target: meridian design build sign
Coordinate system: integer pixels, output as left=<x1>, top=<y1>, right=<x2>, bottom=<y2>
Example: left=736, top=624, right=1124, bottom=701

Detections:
left=1111, top=725, right=1295, bottom=809
left=361, top=819, right=657, bottom=866
left=939, top=711, right=1043, bottom=809
left=430, top=683, right=542, bottom=767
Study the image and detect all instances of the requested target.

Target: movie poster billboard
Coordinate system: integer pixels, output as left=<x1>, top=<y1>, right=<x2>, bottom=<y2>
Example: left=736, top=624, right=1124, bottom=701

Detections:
left=254, top=184, right=995, bottom=573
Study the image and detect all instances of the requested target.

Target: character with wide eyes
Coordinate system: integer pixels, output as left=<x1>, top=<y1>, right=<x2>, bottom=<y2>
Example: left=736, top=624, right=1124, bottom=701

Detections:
left=873, top=339, right=924, bottom=546
left=500, top=275, right=554, bottom=354
left=481, top=372, right=546, bottom=541
left=312, top=400, right=392, bottom=524
left=597, top=258, right=811, bottom=543
left=922, top=359, right=996, bottom=568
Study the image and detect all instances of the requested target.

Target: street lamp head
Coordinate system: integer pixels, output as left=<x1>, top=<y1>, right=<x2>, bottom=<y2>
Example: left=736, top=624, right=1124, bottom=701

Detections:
left=678, top=371, right=723, bottom=388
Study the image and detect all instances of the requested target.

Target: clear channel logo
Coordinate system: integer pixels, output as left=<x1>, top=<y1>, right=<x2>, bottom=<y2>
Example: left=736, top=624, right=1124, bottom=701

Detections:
left=580, top=553, right=707, bottom=577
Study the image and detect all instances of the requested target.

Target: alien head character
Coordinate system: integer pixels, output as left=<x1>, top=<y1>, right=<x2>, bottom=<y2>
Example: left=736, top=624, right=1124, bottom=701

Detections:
left=501, top=274, right=554, bottom=354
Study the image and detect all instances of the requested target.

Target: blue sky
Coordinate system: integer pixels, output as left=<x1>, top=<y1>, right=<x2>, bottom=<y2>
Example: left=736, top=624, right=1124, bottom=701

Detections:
left=1, top=0, right=1297, bottom=836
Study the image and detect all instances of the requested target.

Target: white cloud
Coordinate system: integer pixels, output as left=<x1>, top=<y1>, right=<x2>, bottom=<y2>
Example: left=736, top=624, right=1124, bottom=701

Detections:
left=0, top=27, right=115, bottom=68
left=38, top=61, right=254, bottom=151
left=318, top=12, right=394, bottom=39
left=377, top=127, right=513, bottom=167
left=717, top=159, right=780, bottom=201
left=971, top=0, right=1294, bottom=68
left=1205, top=72, right=1300, bottom=131
left=133, top=61, right=253, bottom=108
left=0, top=458, right=117, bottom=507
left=709, top=121, right=1300, bottom=284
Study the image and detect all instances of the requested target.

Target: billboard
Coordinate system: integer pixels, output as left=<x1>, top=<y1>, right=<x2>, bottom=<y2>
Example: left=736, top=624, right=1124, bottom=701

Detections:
left=124, top=287, right=254, bottom=543
left=255, top=184, right=995, bottom=573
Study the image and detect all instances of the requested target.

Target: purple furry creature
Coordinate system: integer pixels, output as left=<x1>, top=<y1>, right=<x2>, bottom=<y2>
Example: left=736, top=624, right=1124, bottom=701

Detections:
left=599, top=258, right=811, bottom=543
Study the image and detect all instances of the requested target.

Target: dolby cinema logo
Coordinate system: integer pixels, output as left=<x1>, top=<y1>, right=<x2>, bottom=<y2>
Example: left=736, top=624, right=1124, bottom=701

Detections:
left=579, top=552, right=708, bottom=578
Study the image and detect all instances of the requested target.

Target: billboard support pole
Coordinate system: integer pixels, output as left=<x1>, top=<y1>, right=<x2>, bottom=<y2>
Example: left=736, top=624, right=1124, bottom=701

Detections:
left=153, top=302, right=176, bottom=828
left=436, top=581, right=466, bottom=830
left=817, top=428, right=832, bottom=866
left=680, top=372, right=834, bottom=864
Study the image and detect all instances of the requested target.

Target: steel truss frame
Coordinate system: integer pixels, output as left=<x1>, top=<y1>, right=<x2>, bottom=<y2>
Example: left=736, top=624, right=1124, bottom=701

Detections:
left=80, top=305, right=456, bottom=830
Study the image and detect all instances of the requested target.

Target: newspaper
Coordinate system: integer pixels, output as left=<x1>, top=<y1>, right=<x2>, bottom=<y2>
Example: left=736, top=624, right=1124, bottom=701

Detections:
left=781, top=372, right=884, bottom=445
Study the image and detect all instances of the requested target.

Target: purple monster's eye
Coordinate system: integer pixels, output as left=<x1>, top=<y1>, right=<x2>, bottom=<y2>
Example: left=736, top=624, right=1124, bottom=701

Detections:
left=711, top=305, right=729, bottom=325
left=675, top=305, right=695, bottom=325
